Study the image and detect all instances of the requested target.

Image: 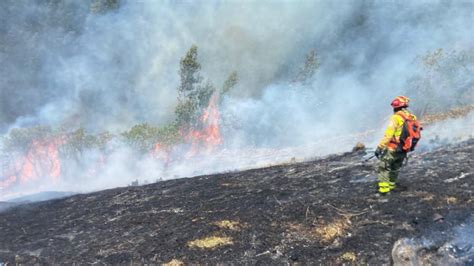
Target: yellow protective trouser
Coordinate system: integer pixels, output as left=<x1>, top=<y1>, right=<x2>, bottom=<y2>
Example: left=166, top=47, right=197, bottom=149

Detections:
left=377, top=150, right=406, bottom=193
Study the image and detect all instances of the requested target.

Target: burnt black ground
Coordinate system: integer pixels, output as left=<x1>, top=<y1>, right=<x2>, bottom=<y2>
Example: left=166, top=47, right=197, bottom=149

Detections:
left=0, top=202, right=19, bottom=213
left=0, top=140, right=473, bottom=264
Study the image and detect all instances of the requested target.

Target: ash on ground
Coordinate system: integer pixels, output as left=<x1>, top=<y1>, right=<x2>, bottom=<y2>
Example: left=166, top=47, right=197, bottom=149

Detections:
left=0, top=140, right=472, bottom=264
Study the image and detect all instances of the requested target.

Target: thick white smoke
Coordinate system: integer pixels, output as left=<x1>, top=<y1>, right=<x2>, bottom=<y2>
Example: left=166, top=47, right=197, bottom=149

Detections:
left=1, top=0, right=473, bottom=200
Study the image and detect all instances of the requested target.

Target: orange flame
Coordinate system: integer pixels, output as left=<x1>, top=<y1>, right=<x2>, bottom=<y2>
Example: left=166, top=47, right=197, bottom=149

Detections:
left=186, top=94, right=222, bottom=157
left=1, top=137, right=64, bottom=192
left=152, top=143, right=163, bottom=156
left=151, top=143, right=171, bottom=165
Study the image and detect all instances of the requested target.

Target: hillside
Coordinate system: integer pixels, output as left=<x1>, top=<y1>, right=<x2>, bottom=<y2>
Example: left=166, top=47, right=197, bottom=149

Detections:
left=0, top=140, right=473, bottom=264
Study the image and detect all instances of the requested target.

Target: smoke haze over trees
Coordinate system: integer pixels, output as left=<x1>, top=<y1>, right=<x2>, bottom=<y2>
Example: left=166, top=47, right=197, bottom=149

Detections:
left=0, top=0, right=473, bottom=198
left=1, top=0, right=472, bottom=132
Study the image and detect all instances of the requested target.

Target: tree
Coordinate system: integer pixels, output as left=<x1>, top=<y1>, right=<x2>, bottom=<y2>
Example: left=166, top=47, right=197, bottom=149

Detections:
left=175, top=45, right=217, bottom=128
left=90, top=0, right=120, bottom=13
left=406, top=48, right=474, bottom=117
left=175, top=45, right=202, bottom=127
left=221, top=71, right=238, bottom=95
left=61, top=128, right=112, bottom=160
left=178, top=45, right=202, bottom=100
left=294, top=49, right=320, bottom=84
left=121, top=123, right=180, bottom=153
left=175, top=99, right=197, bottom=128
left=196, top=81, right=215, bottom=109
left=2, top=126, right=53, bottom=153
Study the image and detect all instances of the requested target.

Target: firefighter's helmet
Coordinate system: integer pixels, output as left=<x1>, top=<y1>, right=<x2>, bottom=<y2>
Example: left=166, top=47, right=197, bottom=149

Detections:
left=391, top=96, right=410, bottom=108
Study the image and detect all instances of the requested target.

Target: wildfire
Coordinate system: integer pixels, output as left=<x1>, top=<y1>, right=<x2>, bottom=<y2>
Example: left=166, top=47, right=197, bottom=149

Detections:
left=1, top=94, right=224, bottom=196
left=186, top=94, right=222, bottom=157
left=1, top=137, right=64, bottom=192
left=151, top=143, right=164, bottom=157
left=149, top=94, right=223, bottom=161
left=151, top=143, right=172, bottom=167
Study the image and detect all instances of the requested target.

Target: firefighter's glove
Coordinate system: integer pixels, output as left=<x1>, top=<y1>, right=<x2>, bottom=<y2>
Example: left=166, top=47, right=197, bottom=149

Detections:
left=375, top=147, right=384, bottom=159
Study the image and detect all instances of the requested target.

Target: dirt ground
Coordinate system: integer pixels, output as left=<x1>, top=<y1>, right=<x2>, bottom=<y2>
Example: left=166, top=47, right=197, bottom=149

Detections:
left=0, top=139, right=472, bottom=264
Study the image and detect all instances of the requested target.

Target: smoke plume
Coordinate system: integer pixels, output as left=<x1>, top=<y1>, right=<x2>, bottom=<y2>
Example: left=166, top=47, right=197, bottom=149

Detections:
left=1, top=0, right=473, bottom=199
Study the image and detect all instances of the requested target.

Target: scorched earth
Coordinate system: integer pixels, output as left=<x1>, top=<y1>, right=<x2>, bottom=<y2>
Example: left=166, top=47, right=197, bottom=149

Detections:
left=0, top=139, right=473, bottom=264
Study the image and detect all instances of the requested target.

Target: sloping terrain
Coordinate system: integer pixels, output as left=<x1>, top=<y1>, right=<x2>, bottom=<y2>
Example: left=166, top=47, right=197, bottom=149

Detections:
left=0, top=140, right=473, bottom=264
left=0, top=202, right=19, bottom=213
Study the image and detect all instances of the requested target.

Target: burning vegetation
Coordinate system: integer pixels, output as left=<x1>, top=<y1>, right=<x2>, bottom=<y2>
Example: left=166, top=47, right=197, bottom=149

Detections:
left=1, top=137, right=63, bottom=189
left=1, top=102, right=472, bottom=199
left=0, top=45, right=230, bottom=199
left=1, top=1, right=473, bottom=264
left=1, top=45, right=472, bottom=199
left=0, top=94, right=223, bottom=198
left=3, top=103, right=470, bottom=199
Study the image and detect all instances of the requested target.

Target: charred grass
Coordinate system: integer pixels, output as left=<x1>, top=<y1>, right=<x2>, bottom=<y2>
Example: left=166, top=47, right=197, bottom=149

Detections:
left=0, top=139, right=472, bottom=264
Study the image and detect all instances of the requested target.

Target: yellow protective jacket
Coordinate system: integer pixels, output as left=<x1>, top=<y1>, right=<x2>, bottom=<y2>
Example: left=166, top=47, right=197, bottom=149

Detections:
left=378, top=109, right=417, bottom=151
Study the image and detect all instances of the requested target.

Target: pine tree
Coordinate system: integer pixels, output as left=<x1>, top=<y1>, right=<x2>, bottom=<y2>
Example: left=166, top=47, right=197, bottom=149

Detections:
left=175, top=45, right=210, bottom=128
left=178, top=45, right=202, bottom=100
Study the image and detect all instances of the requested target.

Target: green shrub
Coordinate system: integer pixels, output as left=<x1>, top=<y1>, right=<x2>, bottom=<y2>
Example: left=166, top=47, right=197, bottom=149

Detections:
left=2, top=126, right=53, bottom=153
left=121, top=123, right=181, bottom=153
left=61, top=128, right=113, bottom=159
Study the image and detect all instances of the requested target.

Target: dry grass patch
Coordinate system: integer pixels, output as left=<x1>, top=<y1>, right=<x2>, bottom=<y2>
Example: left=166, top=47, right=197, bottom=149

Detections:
left=314, top=218, right=351, bottom=243
left=422, top=194, right=435, bottom=201
left=446, top=196, right=458, bottom=204
left=352, top=142, right=366, bottom=152
left=285, top=222, right=319, bottom=243
left=286, top=222, right=307, bottom=234
left=213, top=220, right=243, bottom=231
left=187, top=235, right=233, bottom=249
left=340, top=251, right=357, bottom=262
left=286, top=218, right=351, bottom=244
left=163, top=259, right=184, bottom=266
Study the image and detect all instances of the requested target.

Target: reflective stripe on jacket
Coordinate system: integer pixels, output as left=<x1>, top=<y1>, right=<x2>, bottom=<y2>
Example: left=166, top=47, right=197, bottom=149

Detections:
left=378, top=109, right=417, bottom=151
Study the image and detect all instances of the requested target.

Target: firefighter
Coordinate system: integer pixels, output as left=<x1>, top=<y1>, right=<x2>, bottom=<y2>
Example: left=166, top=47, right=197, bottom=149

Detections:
left=375, top=96, right=417, bottom=194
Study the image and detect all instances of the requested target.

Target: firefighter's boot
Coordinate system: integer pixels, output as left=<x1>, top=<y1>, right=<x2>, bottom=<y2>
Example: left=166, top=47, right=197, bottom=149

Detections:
left=378, top=181, right=391, bottom=194
left=388, top=181, right=397, bottom=190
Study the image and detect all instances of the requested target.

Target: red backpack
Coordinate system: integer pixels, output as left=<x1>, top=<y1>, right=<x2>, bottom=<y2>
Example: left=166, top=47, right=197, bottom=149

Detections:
left=397, top=112, right=422, bottom=152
